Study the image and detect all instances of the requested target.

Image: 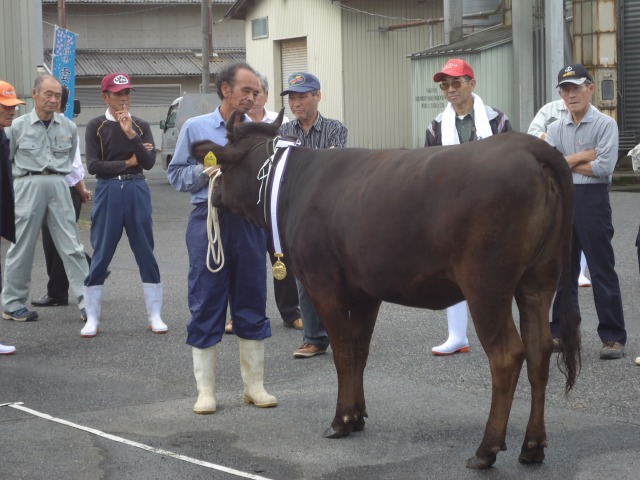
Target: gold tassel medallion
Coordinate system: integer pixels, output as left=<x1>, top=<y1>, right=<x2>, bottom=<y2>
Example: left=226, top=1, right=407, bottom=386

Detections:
left=272, top=253, right=287, bottom=280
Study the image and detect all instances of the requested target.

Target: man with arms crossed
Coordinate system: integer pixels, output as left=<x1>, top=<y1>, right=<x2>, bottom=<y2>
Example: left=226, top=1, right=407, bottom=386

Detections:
left=546, top=64, right=626, bottom=360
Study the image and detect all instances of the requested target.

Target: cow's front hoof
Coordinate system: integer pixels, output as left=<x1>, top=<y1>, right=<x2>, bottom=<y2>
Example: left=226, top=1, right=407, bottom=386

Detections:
left=324, top=425, right=351, bottom=439
left=465, top=455, right=495, bottom=470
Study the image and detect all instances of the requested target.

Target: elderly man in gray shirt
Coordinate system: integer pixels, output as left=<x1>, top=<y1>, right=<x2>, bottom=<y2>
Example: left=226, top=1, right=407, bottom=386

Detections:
left=545, top=63, right=626, bottom=360
left=2, top=75, right=88, bottom=323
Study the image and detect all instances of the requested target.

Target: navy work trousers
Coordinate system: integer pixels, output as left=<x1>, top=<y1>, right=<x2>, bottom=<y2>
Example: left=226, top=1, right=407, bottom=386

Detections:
left=551, top=184, right=626, bottom=344
left=185, top=203, right=270, bottom=348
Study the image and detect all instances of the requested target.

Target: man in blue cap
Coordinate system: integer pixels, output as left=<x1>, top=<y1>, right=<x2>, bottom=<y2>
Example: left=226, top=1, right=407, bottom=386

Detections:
left=279, top=72, right=348, bottom=358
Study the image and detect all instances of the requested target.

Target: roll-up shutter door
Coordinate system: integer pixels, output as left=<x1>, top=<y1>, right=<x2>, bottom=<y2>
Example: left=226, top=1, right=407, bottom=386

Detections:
left=75, top=85, right=181, bottom=107
left=280, top=37, right=308, bottom=119
left=621, top=1, right=640, bottom=133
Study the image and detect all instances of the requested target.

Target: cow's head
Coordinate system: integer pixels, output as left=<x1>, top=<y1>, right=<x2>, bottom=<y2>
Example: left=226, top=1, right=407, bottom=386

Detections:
left=190, top=109, right=285, bottom=227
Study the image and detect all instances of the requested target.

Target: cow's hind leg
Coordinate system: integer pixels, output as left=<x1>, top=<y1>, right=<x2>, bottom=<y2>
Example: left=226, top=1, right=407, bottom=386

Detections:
left=321, top=299, right=381, bottom=439
left=515, top=286, right=554, bottom=464
left=466, top=297, right=526, bottom=469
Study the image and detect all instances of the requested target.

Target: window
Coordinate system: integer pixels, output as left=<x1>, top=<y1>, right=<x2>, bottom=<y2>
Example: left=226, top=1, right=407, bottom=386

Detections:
left=252, top=17, right=268, bottom=40
left=601, top=79, right=615, bottom=101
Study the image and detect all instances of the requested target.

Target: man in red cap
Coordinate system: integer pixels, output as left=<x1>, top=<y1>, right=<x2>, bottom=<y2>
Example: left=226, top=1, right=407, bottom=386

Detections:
left=425, top=58, right=512, bottom=356
left=0, top=80, right=25, bottom=354
left=81, top=73, right=168, bottom=338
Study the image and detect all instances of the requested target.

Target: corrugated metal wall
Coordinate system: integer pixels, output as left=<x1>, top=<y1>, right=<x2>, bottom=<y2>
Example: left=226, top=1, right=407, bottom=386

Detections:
left=0, top=0, right=43, bottom=111
left=341, top=0, right=442, bottom=148
left=411, top=44, right=514, bottom=148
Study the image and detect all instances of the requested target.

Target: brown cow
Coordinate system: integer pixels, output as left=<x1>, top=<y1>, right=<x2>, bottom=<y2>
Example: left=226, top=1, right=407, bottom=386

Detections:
left=191, top=110, right=581, bottom=469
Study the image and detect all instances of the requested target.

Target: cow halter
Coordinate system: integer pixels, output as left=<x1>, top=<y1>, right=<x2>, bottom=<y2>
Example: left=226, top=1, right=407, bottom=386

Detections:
left=205, top=140, right=270, bottom=273
left=205, top=138, right=278, bottom=273
left=257, top=136, right=301, bottom=280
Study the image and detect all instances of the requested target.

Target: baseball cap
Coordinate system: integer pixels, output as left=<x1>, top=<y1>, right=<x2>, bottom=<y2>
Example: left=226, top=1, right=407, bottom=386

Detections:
left=280, top=72, right=321, bottom=96
left=0, top=81, right=26, bottom=107
left=557, top=64, right=593, bottom=86
left=433, top=59, right=475, bottom=82
left=101, top=73, right=135, bottom=93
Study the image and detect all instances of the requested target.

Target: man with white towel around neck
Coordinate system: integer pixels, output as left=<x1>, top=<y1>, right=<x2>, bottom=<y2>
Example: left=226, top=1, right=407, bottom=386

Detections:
left=425, top=58, right=512, bottom=355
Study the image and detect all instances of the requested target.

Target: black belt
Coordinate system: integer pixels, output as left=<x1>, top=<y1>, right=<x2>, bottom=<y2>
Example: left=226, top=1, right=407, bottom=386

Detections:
left=24, top=169, right=64, bottom=176
left=103, top=173, right=146, bottom=181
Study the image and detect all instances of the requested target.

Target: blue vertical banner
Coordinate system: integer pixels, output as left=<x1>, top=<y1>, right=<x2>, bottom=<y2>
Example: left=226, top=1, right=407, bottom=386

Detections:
left=52, top=26, right=77, bottom=119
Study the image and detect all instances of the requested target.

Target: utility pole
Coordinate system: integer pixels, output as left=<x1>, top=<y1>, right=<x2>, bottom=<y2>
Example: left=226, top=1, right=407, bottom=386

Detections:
left=58, top=0, right=66, bottom=29
left=201, top=0, right=211, bottom=93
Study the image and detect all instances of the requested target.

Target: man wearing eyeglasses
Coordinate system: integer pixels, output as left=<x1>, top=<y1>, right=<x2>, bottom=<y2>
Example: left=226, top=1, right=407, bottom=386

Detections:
left=424, top=58, right=512, bottom=356
left=545, top=63, right=626, bottom=360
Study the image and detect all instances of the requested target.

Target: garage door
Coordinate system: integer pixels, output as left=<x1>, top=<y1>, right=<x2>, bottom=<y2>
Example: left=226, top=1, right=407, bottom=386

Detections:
left=280, top=37, right=307, bottom=119
left=620, top=0, right=640, bottom=133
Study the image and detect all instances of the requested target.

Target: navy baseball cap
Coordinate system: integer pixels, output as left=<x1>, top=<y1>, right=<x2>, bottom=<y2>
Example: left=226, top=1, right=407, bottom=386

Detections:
left=557, top=64, right=593, bottom=87
left=280, top=72, right=321, bottom=96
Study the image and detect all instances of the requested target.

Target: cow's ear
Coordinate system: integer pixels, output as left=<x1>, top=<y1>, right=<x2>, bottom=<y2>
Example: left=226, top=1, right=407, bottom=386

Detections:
left=227, top=112, right=238, bottom=137
left=190, top=140, right=226, bottom=164
left=274, top=108, right=285, bottom=129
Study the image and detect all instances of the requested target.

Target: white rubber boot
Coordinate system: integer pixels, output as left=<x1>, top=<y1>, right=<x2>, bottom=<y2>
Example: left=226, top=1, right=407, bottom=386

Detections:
left=143, top=283, right=168, bottom=333
left=0, top=343, right=16, bottom=355
left=578, top=251, right=591, bottom=287
left=239, top=338, right=278, bottom=408
left=192, top=345, right=217, bottom=414
left=80, top=285, right=103, bottom=338
left=432, top=300, right=470, bottom=355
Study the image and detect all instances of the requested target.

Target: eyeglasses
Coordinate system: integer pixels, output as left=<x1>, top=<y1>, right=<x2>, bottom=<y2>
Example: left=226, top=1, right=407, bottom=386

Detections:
left=558, top=83, right=590, bottom=95
left=439, top=79, right=469, bottom=91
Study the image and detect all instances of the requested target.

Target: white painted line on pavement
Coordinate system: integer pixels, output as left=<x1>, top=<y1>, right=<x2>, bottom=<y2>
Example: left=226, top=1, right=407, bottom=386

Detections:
left=1, top=402, right=274, bottom=480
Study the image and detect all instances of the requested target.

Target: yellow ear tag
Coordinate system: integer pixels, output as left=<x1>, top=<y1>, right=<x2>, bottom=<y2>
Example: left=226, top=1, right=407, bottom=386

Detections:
left=204, top=151, right=218, bottom=168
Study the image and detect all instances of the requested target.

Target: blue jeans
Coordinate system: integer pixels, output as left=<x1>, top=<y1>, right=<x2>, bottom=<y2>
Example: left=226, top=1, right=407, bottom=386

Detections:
left=296, top=279, right=329, bottom=349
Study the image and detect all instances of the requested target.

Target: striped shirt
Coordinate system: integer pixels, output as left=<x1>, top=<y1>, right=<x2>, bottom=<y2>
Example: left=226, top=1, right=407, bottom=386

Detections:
left=278, top=112, right=348, bottom=149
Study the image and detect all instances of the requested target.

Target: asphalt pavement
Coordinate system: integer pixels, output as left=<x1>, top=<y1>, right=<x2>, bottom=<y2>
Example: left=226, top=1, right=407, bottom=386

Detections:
left=1, top=167, right=639, bottom=480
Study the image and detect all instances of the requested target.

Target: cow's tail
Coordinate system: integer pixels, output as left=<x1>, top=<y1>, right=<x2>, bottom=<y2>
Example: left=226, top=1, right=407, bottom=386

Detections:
left=550, top=152, right=582, bottom=394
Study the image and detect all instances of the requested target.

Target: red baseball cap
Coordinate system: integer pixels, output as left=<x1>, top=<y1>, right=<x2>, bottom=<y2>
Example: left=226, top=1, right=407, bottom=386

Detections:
left=433, top=59, right=475, bottom=82
left=0, top=80, right=26, bottom=107
left=101, top=73, right=135, bottom=93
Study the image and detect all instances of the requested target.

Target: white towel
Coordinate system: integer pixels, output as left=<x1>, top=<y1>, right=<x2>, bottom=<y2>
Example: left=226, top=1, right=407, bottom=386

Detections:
left=629, top=142, right=640, bottom=173
left=441, top=93, right=493, bottom=146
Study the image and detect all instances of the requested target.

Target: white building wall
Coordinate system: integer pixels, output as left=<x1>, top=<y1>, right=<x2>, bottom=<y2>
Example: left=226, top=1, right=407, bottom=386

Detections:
left=242, top=0, right=443, bottom=148
left=242, top=0, right=344, bottom=123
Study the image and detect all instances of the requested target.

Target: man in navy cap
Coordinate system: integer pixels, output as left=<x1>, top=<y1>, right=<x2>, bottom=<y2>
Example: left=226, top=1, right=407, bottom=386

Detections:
left=81, top=73, right=168, bottom=338
left=546, top=63, right=626, bottom=360
left=279, top=72, right=348, bottom=358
